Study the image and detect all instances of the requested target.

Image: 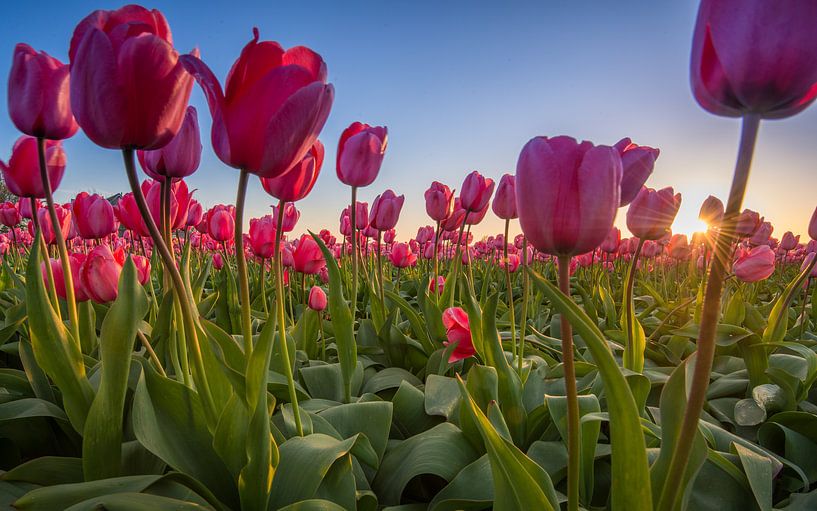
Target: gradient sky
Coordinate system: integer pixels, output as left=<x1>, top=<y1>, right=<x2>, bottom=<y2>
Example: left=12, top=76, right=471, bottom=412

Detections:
left=1, top=0, right=816, bottom=241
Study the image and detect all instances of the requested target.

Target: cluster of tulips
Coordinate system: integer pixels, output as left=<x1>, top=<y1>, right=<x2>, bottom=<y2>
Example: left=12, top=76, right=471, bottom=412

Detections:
left=2, top=1, right=817, bottom=510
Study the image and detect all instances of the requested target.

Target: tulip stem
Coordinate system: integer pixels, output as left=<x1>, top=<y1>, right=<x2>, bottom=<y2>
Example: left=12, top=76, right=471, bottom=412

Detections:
left=517, top=238, right=529, bottom=377
left=449, top=220, right=468, bottom=308
left=274, top=199, right=303, bottom=436
left=623, top=237, right=645, bottom=372
left=350, top=186, right=359, bottom=318
left=657, top=113, right=761, bottom=511
left=234, top=169, right=254, bottom=359
left=30, top=198, right=61, bottom=314
left=122, top=148, right=218, bottom=428
left=36, top=137, right=81, bottom=348
left=377, top=231, right=385, bottom=310
left=433, top=221, right=441, bottom=303
left=503, top=219, right=517, bottom=361
left=558, top=255, right=580, bottom=511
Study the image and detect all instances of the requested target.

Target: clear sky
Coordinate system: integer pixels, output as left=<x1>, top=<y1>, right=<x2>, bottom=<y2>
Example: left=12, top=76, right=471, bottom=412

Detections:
left=1, top=0, right=815, bottom=241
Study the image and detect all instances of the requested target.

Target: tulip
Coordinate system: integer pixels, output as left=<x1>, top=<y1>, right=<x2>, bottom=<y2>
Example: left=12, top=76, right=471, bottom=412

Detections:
left=0, top=202, right=20, bottom=227
left=369, top=189, right=405, bottom=231
left=691, top=0, right=817, bottom=119
left=272, top=202, right=300, bottom=232
left=810, top=205, right=817, bottom=241
left=212, top=252, right=224, bottom=270
left=600, top=227, right=621, bottom=254
left=389, top=242, right=417, bottom=268
left=115, top=192, right=148, bottom=237
left=308, top=286, right=327, bottom=311
left=699, top=195, right=724, bottom=226
left=69, top=5, right=195, bottom=149
left=735, top=209, right=762, bottom=238
left=42, top=253, right=87, bottom=301
left=425, top=181, right=455, bottom=222
left=72, top=192, right=115, bottom=240
left=429, top=275, right=445, bottom=295
left=37, top=204, right=71, bottom=245
left=780, top=231, right=800, bottom=251
left=0, top=136, right=65, bottom=198
left=626, top=187, right=682, bottom=241
left=614, top=138, right=660, bottom=206
left=460, top=171, right=494, bottom=212
left=492, top=173, right=517, bottom=220
left=516, top=136, right=622, bottom=256
left=260, top=140, right=324, bottom=203
left=733, top=245, right=776, bottom=282
left=8, top=43, right=78, bottom=140
left=249, top=215, right=277, bottom=259
left=668, top=234, right=691, bottom=260
left=749, top=221, right=774, bottom=246
left=80, top=245, right=125, bottom=303
left=137, top=106, right=202, bottom=180
left=132, top=255, right=151, bottom=286
left=144, top=179, right=178, bottom=232
left=186, top=200, right=203, bottom=228
left=206, top=205, right=235, bottom=242
left=442, top=307, right=475, bottom=363
left=292, top=234, right=325, bottom=275
left=336, top=122, right=388, bottom=187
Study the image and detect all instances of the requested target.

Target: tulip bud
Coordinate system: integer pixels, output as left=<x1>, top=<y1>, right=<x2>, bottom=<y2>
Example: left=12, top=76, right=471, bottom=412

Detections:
left=492, top=173, right=518, bottom=220
left=733, top=245, right=775, bottom=283
left=308, top=286, right=327, bottom=311
left=80, top=245, right=124, bottom=303
left=699, top=195, right=724, bottom=226
left=0, top=136, right=66, bottom=199
left=442, top=307, right=475, bottom=363
left=614, top=138, right=659, bottom=206
left=72, top=192, right=116, bottom=240
left=336, top=122, right=388, bottom=187
left=460, top=171, right=495, bottom=212
left=369, top=189, right=405, bottom=231
left=626, top=187, right=682, bottom=241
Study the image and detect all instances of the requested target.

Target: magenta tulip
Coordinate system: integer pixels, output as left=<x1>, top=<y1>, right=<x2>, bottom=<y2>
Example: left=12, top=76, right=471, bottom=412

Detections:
left=272, top=202, right=300, bottom=232
left=389, top=242, right=417, bottom=268
left=292, top=234, right=325, bottom=275
left=260, top=140, right=324, bottom=202
left=37, top=204, right=71, bottom=245
left=249, top=215, right=277, bottom=259
left=0, top=202, right=20, bottom=227
left=492, top=173, right=517, bottom=220
left=206, top=205, right=235, bottom=242
left=626, top=187, right=682, bottom=241
left=733, top=245, right=776, bottom=282
left=80, top=245, right=124, bottom=303
left=614, top=138, right=660, bottom=206
left=369, top=189, right=405, bottom=231
left=137, top=106, right=202, bottom=180
left=0, top=136, right=65, bottom=198
left=442, top=307, right=475, bottom=363
left=780, top=231, right=800, bottom=251
left=336, top=122, right=388, bottom=187
left=43, top=253, right=88, bottom=302
left=425, top=181, right=454, bottom=222
left=460, top=171, right=494, bottom=212
left=72, top=192, right=115, bottom=240
left=308, top=286, right=327, bottom=311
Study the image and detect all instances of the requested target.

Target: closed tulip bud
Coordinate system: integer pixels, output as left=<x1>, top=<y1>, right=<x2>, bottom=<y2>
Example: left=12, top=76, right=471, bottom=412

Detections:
left=273, top=202, right=300, bottom=232
left=137, top=106, right=202, bottom=180
left=600, top=226, right=621, bottom=254
left=626, top=187, right=682, bottom=241
left=0, top=136, right=66, bottom=198
left=339, top=209, right=352, bottom=236
left=353, top=201, right=368, bottom=230
left=699, top=195, right=724, bottom=226
left=429, top=275, right=445, bottom=295
left=460, top=171, right=495, bottom=212
left=614, top=138, right=660, bottom=206
left=424, top=181, right=454, bottom=222
left=8, top=43, right=78, bottom=140
left=248, top=215, right=277, bottom=259
left=0, top=202, right=21, bottom=227
left=186, top=200, right=203, bottom=228
left=115, top=192, right=148, bottom=237
left=416, top=225, right=435, bottom=245
left=37, top=204, right=71, bottom=245
left=442, top=307, right=475, bottom=363
left=389, top=242, right=418, bottom=268
left=42, top=253, right=87, bottom=302
left=212, top=252, right=224, bottom=270
left=308, top=286, right=327, bottom=311
left=260, top=140, right=324, bottom=203
left=749, top=221, right=773, bottom=246
left=336, top=122, right=388, bottom=187
left=733, top=245, right=776, bottom=282
left=441, top=198, right=467, bottom=232
left=809, top=205, right=817, bottom=241
left=465, top=201, right=490, bottom=225
left=72, top=192, right=115, bottom=240
left=668, top=234, right=691, bottom=260
left=144, top=179, right=178, bottom=231
left=293, top=234, right=325, bottom=275
left=735, top=209, right=762, bottom=238
left=69, top=5, right=196, bottom=149
left=132, top=255, right=151, bottom=286
left=383, top=229, right=396, bottom=244
left=780, top=231, right=800, bottom=251
left=80, top=245, right=125, bottom=303
left=492, top=173, right=518, bottom=219
left=206, top=205, right=235, bottom=242
left=691, top=0, right=817, bottom=119
left=516, top=136, right=622, bottom=256
left=369, top=189, right=405, bottom=231
left=171, top=180, right=194, bottom=230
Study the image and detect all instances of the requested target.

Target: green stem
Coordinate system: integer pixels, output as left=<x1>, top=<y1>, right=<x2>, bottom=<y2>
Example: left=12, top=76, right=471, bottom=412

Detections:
left=558, top=255, right=580, bottom=511
left=504, top=219, right=517, bottom=361
left=623, top=238, right=645, bottom=371
left=350, top=186, right=359, bottom=318
left=234, top=169, right=254, bottom=359
left=518, top=239, right=529, bottom=377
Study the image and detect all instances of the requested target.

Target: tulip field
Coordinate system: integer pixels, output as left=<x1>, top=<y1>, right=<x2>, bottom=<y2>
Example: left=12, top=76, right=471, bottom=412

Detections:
left=3, top=2, right=817, bottom=511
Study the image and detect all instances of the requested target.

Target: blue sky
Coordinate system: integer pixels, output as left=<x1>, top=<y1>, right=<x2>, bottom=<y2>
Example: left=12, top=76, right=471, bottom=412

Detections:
left=1, top=0, right=816, bottom=240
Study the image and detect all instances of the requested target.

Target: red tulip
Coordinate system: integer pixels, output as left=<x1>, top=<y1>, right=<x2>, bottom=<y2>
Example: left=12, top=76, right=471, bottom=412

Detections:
left=626, top=187, right=682, bottom=241
left=0, top=202, right=20, bottom=227
left=442, top=307, right=475, bottom=363
left=72, top=192, right=115, bottom=240
left=460, top=171, right=494, bottom=212
left=115, top=192, right=148, bottom=237
left=308, top=286, right=327, bottom=311
left=292, top=234, right=325, bottom=275
left=272, top=202, right=300, bottom=232
left=429, top=275, right=445, bottom=295
left=369, top=189, right=405, bottom=231
left=42, top=253, right=87, bottom=302
left=336, top=122, right=388, bottom=187
left=260, top=140, right=324, bottom=202
left=69, top=5, right=195, bottom=149
left=206, top=205, right=235, bottom=242
left=80, top=245, right=125, bottom=303
left=383, top=228, right=396, bottom=244
left=614, top=138, right=659, bottom=207
left=733, top=245, right=775, bottom=282
left=8, top=43, right=78, bottom=140
left=425, top=181, right=454, bottom=222
left=691, top=0, right=817, bottom=119
left=699, top=195, right=724, bottom=226
left=516, top=136, right=622, bottom=256
left=492, top=173, right=517, bottom=220
left=249, top=215, right=277, bottom=259
left=182, top=28, right=333, bottom=177
left=389, top=242, right=417, bottom=268
left=137, top=106, right=202, bottom=180
left=0, top=136, right=65, bottom=198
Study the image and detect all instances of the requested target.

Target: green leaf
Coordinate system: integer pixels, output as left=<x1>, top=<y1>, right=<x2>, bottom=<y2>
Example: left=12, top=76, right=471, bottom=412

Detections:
left=732, top=442, right=773, bottom=511
left=546, top=394, right=601, bottom=502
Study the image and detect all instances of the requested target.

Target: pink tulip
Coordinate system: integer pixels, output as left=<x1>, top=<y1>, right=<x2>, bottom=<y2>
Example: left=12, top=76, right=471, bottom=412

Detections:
left=735, top=209, right=762, bottom=238
left=749, top=221, right=774, bottom=246
left=72, top=192, right=115, bottom=240
left=0, top=202, right=20, bottom=227
left=182, top=28, right=333, bottom=177
left=465, top=202, right=490, bottom=226
left=292, top=234, right=325, bottom=275
left=42, top=253, right=87, bottom=302
left=516, top=136, right=622, bottom=256
left=600, top=227, right=621, bottom=254
left=425, top=181, right=454, bottom=222
left=440, top=198, right=467, bottom=232
left=37, top=204, right=71, bottom=245
left=249, top=215, right=277, bottom=259
left=383, top=229, right=396, bottom=244
left=69, top=5, right=195, bottom=149
left=809, top=205, right=817, bottom=241
left=260, top=140, right=324, bottom=202
left=668, top=234, right=691, bottom=260
left=614, top=138, right=660, bottom=206
left=626, top=187, right=682, bottom=241
left=691, top=0, right=817, bottom=119
left=80, top=245, right=125, bottom=303
left=369, top=189, right=405, bottom=231
left=460, top=171, right=494, bottom=212
left=18, top=197, right=39, bottom=219
left=186, top=200, right=203, bottom=228
left=416, top=226, right=435, bottom=245
left=442, top=307, right=475, bottom=363
left=0, top=136, right=65, bottom=198
left=137, top=106, right=202, bottom=180
left=801, top=253, right=817, bottom=278
left=491, top=173, right=517, bottom=220
left=308, top=286, right=327, bottom=311
left=132, top=254, right=151, bottom=286
left=115, top=192, right=148, bottom=237
left=336, top=122, right=388, bottom=187
left=699, top=195, right=724, bottom=226
left=206, top=205, right=235, bottom=242
left=429, top=275, right=445, bottom=295
left=144, top=179, right=178, bottom=231
left=733, top=245, right=776, bottom=283
left=212, top=252, right=224, bottom=270
left=272, top=203, right=300, bottom=232
left=389, top=242, right=417, bottom=268
left=8, top=43, right=78, bottom=140
left=780, top=231, right=800, bottom=251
